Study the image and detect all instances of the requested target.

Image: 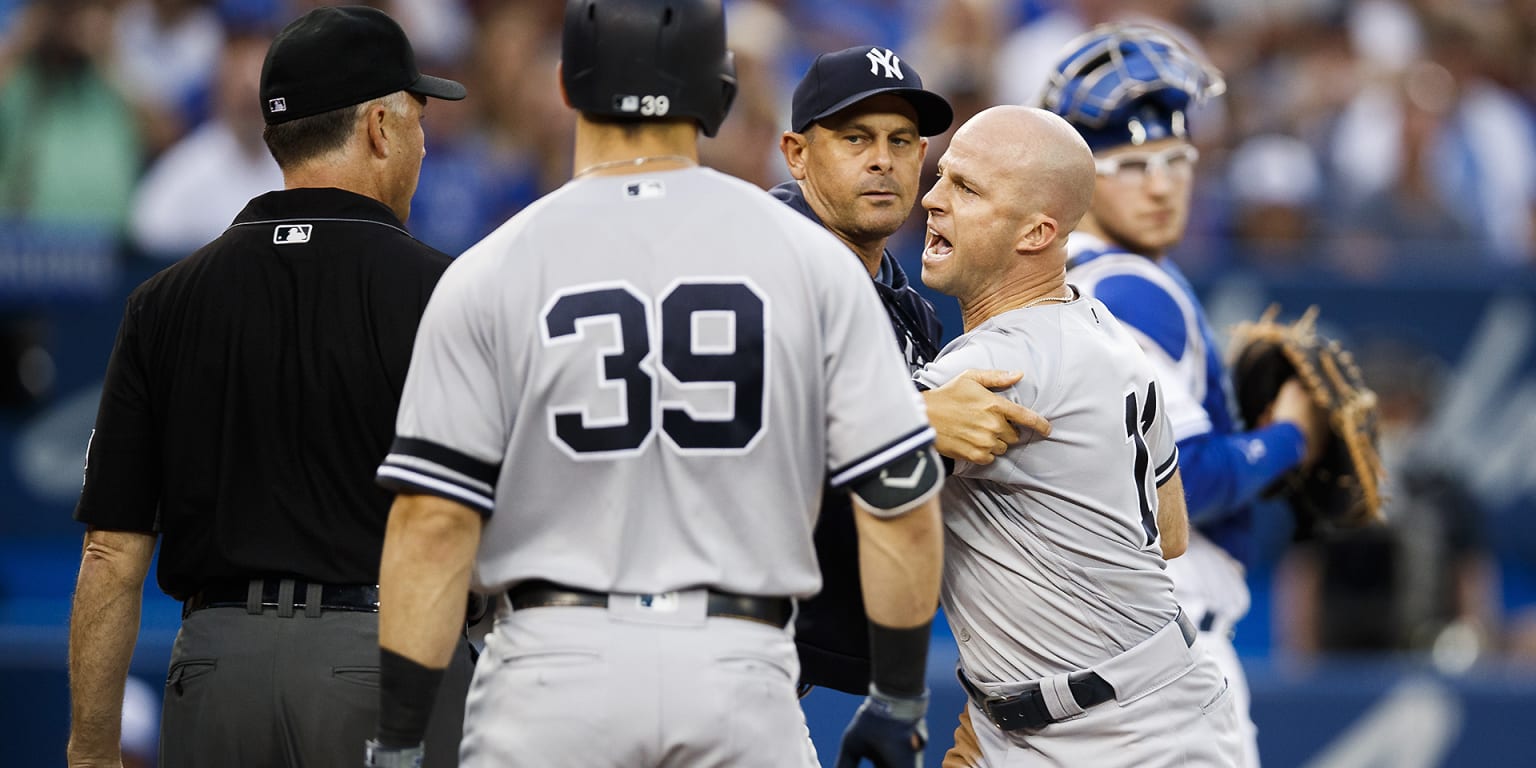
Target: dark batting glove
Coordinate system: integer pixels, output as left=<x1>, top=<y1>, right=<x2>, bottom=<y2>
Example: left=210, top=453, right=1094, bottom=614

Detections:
left=834, top=684, right=929, bottom=768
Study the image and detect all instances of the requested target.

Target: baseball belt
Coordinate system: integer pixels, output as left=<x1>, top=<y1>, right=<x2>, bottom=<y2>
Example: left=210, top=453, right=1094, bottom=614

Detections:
left=182, top=578, right=379, bottom=619
left=959, top=609, right=1197, bottom=732
left=507, top=580, right=793, bottom=629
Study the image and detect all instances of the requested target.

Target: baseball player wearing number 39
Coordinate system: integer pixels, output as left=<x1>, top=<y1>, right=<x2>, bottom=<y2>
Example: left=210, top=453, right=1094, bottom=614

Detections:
left=363, top=1, right=946, bottom=767
left=916, top=105, right=1243, bottom=767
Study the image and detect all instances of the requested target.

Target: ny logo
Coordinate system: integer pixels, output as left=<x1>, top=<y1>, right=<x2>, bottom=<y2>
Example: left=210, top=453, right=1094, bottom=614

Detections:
left=866, top=48, right=904, bottom=79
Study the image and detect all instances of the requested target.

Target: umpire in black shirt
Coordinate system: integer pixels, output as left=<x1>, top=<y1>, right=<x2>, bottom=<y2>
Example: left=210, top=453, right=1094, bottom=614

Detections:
left=67, top=8, right=471, bottom=767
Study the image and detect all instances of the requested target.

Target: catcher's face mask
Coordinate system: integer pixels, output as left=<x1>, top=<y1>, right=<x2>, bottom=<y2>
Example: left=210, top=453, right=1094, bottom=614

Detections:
left=1039, top=22, right=1224, bottom=153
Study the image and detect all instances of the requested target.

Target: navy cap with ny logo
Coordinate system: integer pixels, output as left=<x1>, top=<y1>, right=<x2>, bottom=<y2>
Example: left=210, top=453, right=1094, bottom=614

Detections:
left=790, top=45, right=953, bottom=136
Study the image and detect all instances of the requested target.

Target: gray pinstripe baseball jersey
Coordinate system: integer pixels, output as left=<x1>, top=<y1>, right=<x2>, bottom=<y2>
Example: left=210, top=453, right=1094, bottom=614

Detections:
left=379, top=166, right=934, bottom=599
left=913, top=292, right=1180, bottom=684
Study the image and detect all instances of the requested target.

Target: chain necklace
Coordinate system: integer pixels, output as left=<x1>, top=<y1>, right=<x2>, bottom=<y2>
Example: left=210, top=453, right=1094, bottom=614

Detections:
left=573, top=154, right=697, bottom=179
left=1021, top=286, right=1075, bottom=309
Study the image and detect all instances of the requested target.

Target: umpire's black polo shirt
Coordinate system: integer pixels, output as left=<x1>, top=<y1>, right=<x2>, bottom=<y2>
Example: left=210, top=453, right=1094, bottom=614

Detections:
left=75, top=188, right=451, bottom=601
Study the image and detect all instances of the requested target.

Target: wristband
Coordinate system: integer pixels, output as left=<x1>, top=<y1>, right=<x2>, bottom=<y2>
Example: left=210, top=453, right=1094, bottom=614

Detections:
left=868, top=619, right=931, bottom=698
left=377, top=648, right=445, bottom=747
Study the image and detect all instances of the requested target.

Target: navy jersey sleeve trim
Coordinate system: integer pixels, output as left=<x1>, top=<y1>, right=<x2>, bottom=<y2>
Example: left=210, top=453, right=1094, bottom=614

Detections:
left=829, top=425, right=936, bottom=488
left=1093, top=274, right=1188, bottom=361
left=376, top=465, right=494, bottom=517
left=1154, top=448, right=1179, bottom=486
left=390, top=436, right=500, bottom=487
left=377, top=437, right=500, bottom=517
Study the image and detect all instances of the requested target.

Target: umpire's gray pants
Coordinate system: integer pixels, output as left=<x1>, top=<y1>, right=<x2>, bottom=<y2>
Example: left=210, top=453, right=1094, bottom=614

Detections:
left=159, top=603, right=474, bottom=767
left=460, top=590, right=805, bottom=767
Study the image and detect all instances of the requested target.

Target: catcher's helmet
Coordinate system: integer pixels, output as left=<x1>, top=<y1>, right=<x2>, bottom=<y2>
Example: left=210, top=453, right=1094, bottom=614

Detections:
left=562, top=0, right=737, bottom=137
left=1039, top=22, right=1224, bottom=151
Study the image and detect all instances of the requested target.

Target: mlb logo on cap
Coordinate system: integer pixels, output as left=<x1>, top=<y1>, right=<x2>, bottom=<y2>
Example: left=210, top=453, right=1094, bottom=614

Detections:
left=269, top=97, right=287, bottom=113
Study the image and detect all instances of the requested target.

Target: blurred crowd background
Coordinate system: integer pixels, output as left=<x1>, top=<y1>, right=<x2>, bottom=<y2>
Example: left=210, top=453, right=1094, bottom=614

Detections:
left=1, top=0, right=1534, bottom=764
left=2, top=0, right=1534, bottom=271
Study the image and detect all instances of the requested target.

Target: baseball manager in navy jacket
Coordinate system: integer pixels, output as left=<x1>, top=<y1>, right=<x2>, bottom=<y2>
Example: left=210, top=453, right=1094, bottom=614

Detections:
left=774, top=45, right=1053, bottom=698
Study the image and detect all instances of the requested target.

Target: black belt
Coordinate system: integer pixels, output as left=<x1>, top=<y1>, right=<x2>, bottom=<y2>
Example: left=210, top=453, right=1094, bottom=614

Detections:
left=182, top=579, right=379, bottom=618
left=960, top=610, right=1197, bottom=732
left=508, top=580, right=792, bottom=629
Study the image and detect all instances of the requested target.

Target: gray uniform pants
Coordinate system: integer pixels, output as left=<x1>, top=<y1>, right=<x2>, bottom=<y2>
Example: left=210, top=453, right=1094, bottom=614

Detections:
left=159, top=602, right=474, bottom=767
left=460, top=590, right=804, bottom=768
left=959, top=627, right=1243, bottom=767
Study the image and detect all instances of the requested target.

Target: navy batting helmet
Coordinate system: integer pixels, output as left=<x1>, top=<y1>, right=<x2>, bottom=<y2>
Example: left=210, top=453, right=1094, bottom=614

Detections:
left=1039, top=22, right=1224, bottom=151
left=561, top=0, right=738, bottom=137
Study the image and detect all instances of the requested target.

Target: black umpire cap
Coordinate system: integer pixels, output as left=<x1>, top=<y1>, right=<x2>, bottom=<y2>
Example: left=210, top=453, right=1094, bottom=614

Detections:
left=791, top=45, right=953, bottom=136
left=260, top=5, right=466, bottom=126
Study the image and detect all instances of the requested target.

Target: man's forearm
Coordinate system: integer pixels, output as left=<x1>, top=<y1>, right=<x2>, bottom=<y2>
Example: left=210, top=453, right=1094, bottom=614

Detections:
left=375, top=494, right=482, bottom=750
left=852, top=497, right=943, bottom=629
left=1155, top=469, right=1189, bottom=559
left=853, top=496, right=942, bottom=699
left=379, top=494, right=482, bottom=667
left=68, top=528, right=156, bottom=763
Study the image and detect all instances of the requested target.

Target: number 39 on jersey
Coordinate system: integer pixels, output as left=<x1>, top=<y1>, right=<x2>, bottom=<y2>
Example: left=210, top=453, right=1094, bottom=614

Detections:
left=540, top=279, right=768, bottom=460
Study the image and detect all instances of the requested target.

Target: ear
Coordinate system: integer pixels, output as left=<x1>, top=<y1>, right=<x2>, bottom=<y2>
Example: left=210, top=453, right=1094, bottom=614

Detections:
left=1015, top=214, right=1060, bottom=255
left=365, top=104, right=390, bottom=159
left=780, top=130, right=810, bottom=181
left=918, top=136, right=929, bottom=166
left=556, top=61, right=572, bottom=108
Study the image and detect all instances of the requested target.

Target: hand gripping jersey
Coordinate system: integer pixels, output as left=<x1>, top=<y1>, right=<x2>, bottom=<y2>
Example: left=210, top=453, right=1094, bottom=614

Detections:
left=378, top=167, right=936, bottom=598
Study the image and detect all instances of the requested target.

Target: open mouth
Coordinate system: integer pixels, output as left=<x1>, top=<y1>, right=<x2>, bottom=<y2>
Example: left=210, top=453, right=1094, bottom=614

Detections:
left=924, top=228, right=953, bottom=258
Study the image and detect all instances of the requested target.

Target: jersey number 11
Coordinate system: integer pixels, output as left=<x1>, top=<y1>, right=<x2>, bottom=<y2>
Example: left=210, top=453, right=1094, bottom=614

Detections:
left=1125, top=382, right=1160, bottom=547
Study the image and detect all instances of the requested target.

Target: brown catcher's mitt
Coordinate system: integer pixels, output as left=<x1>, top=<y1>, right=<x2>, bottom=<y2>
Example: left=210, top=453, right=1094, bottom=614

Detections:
left=1230, top=305, right=1386, bottom=528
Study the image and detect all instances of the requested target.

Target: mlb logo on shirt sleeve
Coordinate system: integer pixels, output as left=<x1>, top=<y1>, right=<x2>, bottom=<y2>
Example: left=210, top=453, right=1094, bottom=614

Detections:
left=273, top=224, right=312, bottom=244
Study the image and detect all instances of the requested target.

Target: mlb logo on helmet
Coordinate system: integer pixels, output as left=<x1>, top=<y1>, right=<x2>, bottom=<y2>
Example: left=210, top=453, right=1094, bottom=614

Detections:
left=269, top=97, right=287, bottom=113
